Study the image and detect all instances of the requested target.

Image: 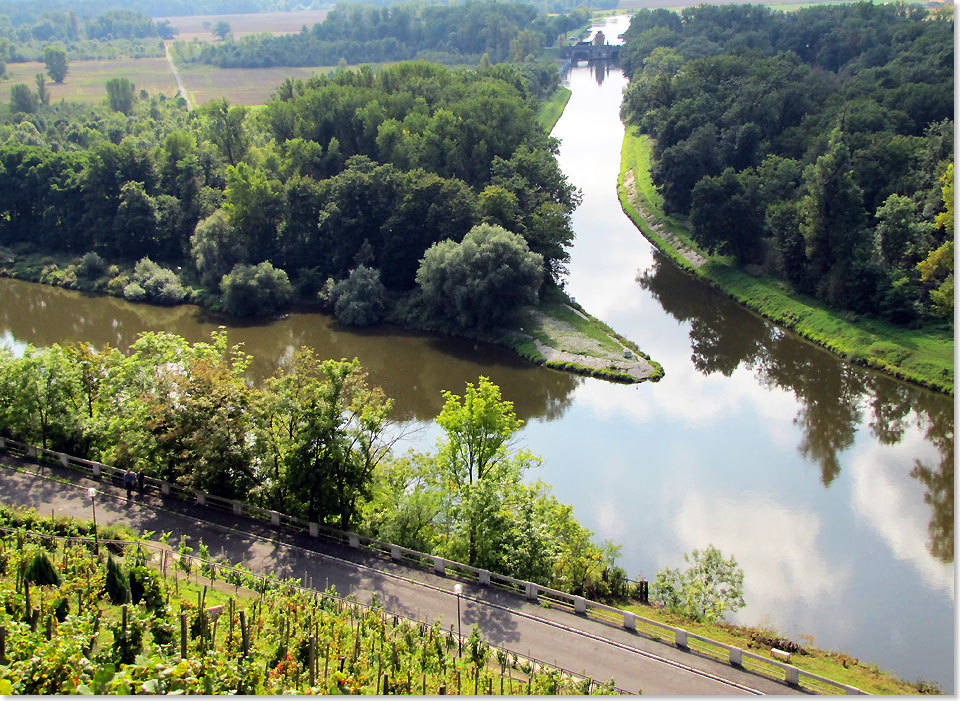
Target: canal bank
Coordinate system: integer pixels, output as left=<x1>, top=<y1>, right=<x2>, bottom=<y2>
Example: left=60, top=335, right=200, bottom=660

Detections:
left=617, top=128, right=954, bottom=396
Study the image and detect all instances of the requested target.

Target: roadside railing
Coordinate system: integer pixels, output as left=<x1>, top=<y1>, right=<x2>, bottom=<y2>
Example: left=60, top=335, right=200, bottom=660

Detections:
left=5, top=525, right=632, bottom=694
left=0, top=436, right=866, bottom=695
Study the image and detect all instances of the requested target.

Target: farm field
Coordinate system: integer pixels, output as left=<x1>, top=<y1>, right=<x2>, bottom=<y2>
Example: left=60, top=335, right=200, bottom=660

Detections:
left=178, top=62, right=396, bottom=106
left=3, top=58, right=178, bottom=105
left=156, top=10, right=330, bottom=41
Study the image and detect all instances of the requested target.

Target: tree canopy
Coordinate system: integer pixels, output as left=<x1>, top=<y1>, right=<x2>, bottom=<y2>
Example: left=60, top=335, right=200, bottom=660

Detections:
left=621, top=1, right=954, bottom=325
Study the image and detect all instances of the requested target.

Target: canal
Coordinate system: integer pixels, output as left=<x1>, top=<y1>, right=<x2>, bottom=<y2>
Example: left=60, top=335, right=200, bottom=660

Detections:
left=0, top=15, right=953, bottom=690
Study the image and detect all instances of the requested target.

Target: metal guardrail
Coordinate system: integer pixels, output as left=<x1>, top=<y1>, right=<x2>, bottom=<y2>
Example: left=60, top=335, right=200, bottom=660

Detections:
left=0, top=436, right=866, bottom=695
left=4, top=525, right=632, bottom=695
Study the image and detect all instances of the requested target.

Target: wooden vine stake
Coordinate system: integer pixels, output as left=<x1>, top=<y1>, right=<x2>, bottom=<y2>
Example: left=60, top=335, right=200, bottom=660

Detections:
left=180, top=612, right=188, bottom=659
left=309, top=635, right=316, bottom=687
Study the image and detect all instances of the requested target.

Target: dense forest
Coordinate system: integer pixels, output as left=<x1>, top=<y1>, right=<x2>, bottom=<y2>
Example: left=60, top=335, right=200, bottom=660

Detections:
left=175, top=1, right=590, bottom=67
left=620, top=2, right=954, bottom=326
left=0, top=58, right=578, bottom=330
left=0, top=331, right=632, bottom=599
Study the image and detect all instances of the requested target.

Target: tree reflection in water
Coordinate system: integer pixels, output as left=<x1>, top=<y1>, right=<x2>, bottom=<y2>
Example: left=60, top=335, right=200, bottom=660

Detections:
left=636, top=252, right=953, bottom=562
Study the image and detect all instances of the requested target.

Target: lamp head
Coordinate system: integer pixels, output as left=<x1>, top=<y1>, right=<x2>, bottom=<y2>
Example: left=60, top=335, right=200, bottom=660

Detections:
left=453, top=583, right=463, bottom=596
left=87, top=487, right=97, bottom=499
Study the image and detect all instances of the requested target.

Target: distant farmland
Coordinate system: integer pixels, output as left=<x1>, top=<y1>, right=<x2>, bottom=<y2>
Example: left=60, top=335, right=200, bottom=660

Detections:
left=4, top=58, right=178, bottom=105
left=156, top=10, right=330, bottom=41
left=179, top=62, right=397, bottom=106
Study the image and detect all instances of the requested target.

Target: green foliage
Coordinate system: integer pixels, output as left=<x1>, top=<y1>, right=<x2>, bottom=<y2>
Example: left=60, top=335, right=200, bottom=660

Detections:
left=42, top=45, right=68, bottom=83
left=24, top=550, right=60, bottom=585
left=129, top=257, right=185, bottom=306
left=104, top=77, right=135, bottom=114
left=329, top=265, right=388, bottom=327
left=416, top=223, right=544, bottom=332
left=105, top=555, right=130, bottom=605
left=220, top=261, right=292, bottom=317
left=213, top=20, right=231, bottom=41
left=9, top=83, right=38, bottom=114
left=191, top=209, right=244, bottom=290
left=621, top=3, right=953, bottom=325
left=653, top=546, right=745, bottom=623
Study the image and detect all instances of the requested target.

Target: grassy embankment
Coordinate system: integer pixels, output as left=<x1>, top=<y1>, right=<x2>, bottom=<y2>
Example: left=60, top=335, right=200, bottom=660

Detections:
left=618, top=127, right=954, bottom=395
left=536, top=85, right=572, bottom=133
left=613, top=600, right=935, bottom=694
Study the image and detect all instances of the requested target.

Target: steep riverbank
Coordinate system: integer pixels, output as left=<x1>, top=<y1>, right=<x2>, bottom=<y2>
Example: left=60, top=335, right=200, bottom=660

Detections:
left=618, top=127, right=954, bottom=396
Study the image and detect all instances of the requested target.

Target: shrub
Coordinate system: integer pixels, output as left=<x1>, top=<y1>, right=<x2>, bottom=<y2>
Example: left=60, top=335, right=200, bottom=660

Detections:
left=105, top=555, right=130, bottom=605
left=132, top=257, right=186, bottom=305
left=24, top=550, right=60, bottom=586
left=77, top=251, right=107, bottom=279
left=123, top=281, right=146, bottom=302
left=330, top=265, right=388, bottom=326
left=220, top=261, right=292, bottom=317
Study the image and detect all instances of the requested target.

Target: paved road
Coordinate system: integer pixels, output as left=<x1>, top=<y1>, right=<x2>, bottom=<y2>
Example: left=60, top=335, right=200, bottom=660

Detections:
left=1, top=456, right=800, bottom=696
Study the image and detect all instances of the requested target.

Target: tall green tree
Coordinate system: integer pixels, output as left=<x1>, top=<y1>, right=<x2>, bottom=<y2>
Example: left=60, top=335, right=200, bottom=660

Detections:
left=9, top=84, right=38, bottom=114
left=434, top=376, right=534, bottom=566
left=200, top=98, right=249, bottom=166
left=42, top=45, right=68, bottom=84
left=105, top=77, right=135, bottom=114
left=254, top=351, right=394, bottom=529
left=416, top=223, right=543, bottom=331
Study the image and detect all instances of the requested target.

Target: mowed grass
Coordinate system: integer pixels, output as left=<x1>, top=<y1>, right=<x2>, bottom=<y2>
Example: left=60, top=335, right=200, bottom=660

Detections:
left=178, top=62, right=397, bottom=106
left=4, top=58, right=178, bottom=105
left=156, top=10, right=329, bottom=41
left=619, top=127, right=954, bottom=394
left=536, top=86, right=572, bottom=133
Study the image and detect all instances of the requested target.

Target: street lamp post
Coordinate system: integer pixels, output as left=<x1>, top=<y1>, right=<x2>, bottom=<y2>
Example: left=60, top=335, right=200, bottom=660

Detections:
left=87, top=487, right=99, bottom=554
left=453, top=583, right=462, bottom=656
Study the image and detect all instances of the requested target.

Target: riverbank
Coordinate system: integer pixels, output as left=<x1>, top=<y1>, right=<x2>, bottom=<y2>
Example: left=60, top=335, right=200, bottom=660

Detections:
left=536, top=85, right=572, bottom=133
left=0, top=247, right=662, bottom=386
left=616, top=600, right=936, bottom=694
left=618, top=127, right=954, bottom=396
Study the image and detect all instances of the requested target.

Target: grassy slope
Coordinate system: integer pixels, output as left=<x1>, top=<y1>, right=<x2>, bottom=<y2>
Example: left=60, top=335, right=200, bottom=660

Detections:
left=617, top=601, right=928, bottom=694
left=536, top=85, right=572, bottom=133
left=619, top=127, right=954, bottom=395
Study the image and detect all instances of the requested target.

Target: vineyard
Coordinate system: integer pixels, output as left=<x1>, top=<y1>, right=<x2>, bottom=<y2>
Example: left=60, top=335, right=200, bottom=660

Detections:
left=0, top=508, right=622, bottom=695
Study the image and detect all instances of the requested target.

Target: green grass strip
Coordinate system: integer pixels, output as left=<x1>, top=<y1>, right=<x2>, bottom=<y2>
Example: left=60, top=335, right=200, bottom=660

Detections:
left=537, top=86, right=572, bottom=133
left=618, top=127, right=953, bottom=395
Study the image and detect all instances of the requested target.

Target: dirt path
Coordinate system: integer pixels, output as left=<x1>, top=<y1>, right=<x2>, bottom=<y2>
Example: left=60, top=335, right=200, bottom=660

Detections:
left=621, top=170, right=707, bottom=269
left=165, top=42, right=191, bottom=110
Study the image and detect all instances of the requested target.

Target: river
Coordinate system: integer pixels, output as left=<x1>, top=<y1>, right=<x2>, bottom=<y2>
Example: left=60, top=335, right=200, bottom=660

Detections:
left=0, top=15, right=954, bottom=690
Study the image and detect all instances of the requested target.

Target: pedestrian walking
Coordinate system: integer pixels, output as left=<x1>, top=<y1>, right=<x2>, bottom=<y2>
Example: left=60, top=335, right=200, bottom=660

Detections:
left=123, top=469, right=136, bottom=499
left=137, top=468, right=145, bottom=495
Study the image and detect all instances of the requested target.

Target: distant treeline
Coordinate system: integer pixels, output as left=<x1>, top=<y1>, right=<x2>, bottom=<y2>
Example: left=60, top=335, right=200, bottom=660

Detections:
left=621, top=1, right=954, bottom=325
left=177, top=1, right=591, bottom=67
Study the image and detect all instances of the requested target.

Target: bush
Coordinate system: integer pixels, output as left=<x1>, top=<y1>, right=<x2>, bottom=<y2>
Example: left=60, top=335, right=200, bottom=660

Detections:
left=77, top=251, right=107, bottom=279
left=132, top=257, right=186, bottom=305
left=653, top=545, right=745, bottom=623
left=129, top=564, right=164, bottom=613
left=330, top=265, right=388, bottom=326
left=220, top=261, right=292, bottom=317
left=105, top=555, right=130, bottom=605
left=24, top=550, right=60, bottom=586
left=123, top=281, right=146, bottom=302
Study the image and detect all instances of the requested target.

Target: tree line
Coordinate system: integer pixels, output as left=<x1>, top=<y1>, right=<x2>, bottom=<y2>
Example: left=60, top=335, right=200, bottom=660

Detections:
left=2, top=60, right=579, bottom=329
left=176, top=1, right=589, bottom=68
left=0, top=331, right=632, bottom=600
left=620, top=2, right=954, bottom=325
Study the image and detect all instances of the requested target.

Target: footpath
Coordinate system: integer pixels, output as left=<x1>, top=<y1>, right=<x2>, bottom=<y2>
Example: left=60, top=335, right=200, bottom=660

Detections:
left=0, top=453, right=800, bottom=696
